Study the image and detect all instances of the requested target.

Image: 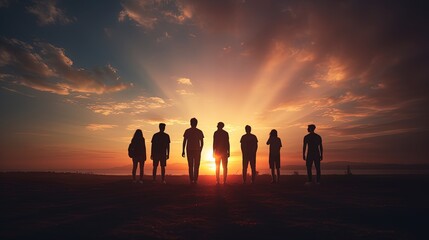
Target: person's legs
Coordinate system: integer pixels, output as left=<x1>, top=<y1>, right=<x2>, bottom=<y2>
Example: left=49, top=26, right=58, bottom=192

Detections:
left=161, top=167, right=166, bottom=182
left=276, top=167, right=280, bottom=183
left=242, top=158, right=248, bottom=183
left=187, top=152, right=194, bottom=183
left=132, top=161, right=138, bottom=181
left=194, top=151, right=201, bottom=182
left=139, top=161, right=144, bottom=181
left=306, top=159, right=313, bottom=182
left=215, top=157, right=221, bottom=184
left=250, top=156, right=256, bottom=183
left=153, top=160, right=159, bottom=181
left=276, top=158, right=280, bottom=182
left=222, top=156, right=228, bottom=184
left=161, top=159, right=166, bottom=182
left=269, top=157, right=275, bottom=183
left=314, top=160, right=321, bottom=183
left=271, top=168, right=276, bottom=183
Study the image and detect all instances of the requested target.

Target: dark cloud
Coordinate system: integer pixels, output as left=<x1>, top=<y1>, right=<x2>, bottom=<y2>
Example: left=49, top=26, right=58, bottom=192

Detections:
left=26, top=0, right=75, bottom=25
left=0, top=38, right=130, bottom=95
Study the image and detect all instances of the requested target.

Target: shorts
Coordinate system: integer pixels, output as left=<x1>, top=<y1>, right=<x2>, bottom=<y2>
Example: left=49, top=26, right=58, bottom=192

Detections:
left=132, top=156, right=145, bottom=163
left=153, top=158, right=167, bottom=167
left=269, top=154, right=280, bottom=169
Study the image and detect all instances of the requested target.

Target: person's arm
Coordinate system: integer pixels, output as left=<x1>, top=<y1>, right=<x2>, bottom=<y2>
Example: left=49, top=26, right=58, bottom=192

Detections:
left=303, top=137, right=307, bottom=161
left=255, top=136, right=258, bottom=153
left=319, top=137, right=323, bottom=161
left=213, top=133, right=216, bottom=158
left=143, top=139, right=147, bottom=161
left=227, top=133, right=230, bottom=157
left=166, top=136, right=170, bottom=160
left=150, top=137, right=154, bottom=160
left=266, top=138, right=270, bottom=145
left=200, top=138, right=204, bottom=152
left=182, top=137, right=186, bottom=157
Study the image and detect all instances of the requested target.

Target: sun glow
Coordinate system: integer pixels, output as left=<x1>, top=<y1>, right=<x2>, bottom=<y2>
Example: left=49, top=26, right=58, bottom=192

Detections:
left=204, top=149, right=216, bottom=173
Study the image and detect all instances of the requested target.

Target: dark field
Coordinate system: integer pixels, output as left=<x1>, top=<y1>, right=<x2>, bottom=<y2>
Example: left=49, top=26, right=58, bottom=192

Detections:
left=1, top=173, right=428, bottom=239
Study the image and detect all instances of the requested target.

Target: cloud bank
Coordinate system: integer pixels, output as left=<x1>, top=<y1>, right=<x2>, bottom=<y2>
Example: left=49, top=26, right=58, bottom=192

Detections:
left=0, top=38, right=130, bottom=95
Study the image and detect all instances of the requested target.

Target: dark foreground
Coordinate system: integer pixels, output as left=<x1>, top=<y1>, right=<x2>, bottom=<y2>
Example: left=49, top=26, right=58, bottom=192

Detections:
left=1, top=173, right=428, bottom=239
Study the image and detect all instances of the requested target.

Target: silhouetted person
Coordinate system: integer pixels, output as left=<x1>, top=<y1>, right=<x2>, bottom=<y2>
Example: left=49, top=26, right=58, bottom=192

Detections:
left=151, top=123, right=170, bottom=184
left=241, top=125, right=258, bottom=184
left=267, top=129, right=282, bottom=183
left=182, top=118, right=204, bottom=184
left=213, top=122, right=230, bottom=184
left=303, top=124, right=323, bottom=184
left=128, top=129, right=146, bottom=183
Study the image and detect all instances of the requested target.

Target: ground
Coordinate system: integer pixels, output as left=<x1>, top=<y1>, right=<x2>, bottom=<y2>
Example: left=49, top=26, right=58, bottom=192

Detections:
left=1, top=173, right=428, bottom=239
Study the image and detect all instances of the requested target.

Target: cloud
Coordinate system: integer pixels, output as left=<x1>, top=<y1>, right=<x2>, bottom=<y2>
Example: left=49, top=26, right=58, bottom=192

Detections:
left=0, top=38, right=130, bottom=95
left=126, top=118, right=187, bottom=130
left=86, top=124, right=117, bottom=131
left=176, top=89, right=194, bottom=95
left=87, top=96, right=171, bottom=116
left=176, top=77, right=192, bottom=85
left=119, top=0, right=192, bottom=29
left=27, top=0, right=74, bottom=25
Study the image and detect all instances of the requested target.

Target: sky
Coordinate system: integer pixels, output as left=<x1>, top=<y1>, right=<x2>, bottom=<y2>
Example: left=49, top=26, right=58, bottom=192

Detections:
left=1, top=0, right=428, bottom=174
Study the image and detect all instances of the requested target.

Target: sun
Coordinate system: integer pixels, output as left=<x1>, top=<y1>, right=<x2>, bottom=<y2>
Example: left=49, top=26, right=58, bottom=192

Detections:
left=204, top=149, right=216, bottom=172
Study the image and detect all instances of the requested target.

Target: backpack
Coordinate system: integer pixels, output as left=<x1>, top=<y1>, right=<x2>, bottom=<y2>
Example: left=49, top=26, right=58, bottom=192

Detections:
left=128, top=143, right=135, bottom=158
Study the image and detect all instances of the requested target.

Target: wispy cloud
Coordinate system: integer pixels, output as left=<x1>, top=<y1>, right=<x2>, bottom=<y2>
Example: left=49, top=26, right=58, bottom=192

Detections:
left=176, top=89, right=194, bottom=95
left=126, top=118, right=187, bottom=130
left=86, top=124, right=117, bottom=131
left=27, top=0, right=74, bottom=25
left=119, top=0, right=191, bottom=29
left=87, top=96, right=171, bottom=116
left=0, top=38, right=130, bottom=95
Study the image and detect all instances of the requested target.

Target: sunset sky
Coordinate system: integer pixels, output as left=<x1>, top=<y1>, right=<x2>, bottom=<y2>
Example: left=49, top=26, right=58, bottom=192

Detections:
left=1, top=0, right=428, bottom=174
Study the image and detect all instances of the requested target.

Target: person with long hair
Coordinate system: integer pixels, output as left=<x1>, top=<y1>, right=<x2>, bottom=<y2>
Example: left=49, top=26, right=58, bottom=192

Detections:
left=267, top=129, right=282, bottom=183
left=128, top=129, right=147, bottom=183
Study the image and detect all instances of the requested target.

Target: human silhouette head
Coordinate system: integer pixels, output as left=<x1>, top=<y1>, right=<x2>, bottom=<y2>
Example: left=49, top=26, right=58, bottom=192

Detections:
left=245, top=125, right=251, bottom=133
left=190, top=118, right=198, bottom=128
left=307, top=124, right=316, bottom=133
left=270, top=129, right=278, bottom=138
left=159, top=123, right=166, bottom=132
left=217, top=122, right=224, bottom=130
left=133, top=129, right=144, bottom=140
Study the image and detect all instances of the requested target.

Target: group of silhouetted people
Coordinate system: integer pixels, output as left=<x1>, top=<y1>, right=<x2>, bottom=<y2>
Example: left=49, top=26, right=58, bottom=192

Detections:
left=128, top=118, right=323, bottom=185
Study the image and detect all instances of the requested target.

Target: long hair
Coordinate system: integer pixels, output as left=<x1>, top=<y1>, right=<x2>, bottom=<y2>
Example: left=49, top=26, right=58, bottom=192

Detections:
left=132, top=129, right=144, bottom=143
left=269, top=129, right=278, bottom=138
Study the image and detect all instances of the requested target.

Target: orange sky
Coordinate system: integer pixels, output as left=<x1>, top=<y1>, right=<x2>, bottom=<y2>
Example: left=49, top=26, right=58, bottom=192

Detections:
left=1, top=0, right=428, bottom=173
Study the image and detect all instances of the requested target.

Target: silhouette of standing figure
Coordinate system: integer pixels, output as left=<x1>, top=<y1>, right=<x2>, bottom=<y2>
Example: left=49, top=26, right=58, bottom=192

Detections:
left=267, top=129, right=282, bottom=183
left=182, top=118, right=204, bottom=184
left=213, top=122, right=230, bottom=185
left=303, top=124, right=323, bottom=184
left=151, top=123, right=170, bottom=184
left=128, top=129, right=146, bottom=183
left=241, top=125, right=258, bottom=184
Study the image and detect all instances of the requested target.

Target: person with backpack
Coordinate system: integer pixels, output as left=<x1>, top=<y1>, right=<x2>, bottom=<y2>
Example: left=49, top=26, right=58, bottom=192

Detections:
left=128, top=129, right=147, bottom=183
